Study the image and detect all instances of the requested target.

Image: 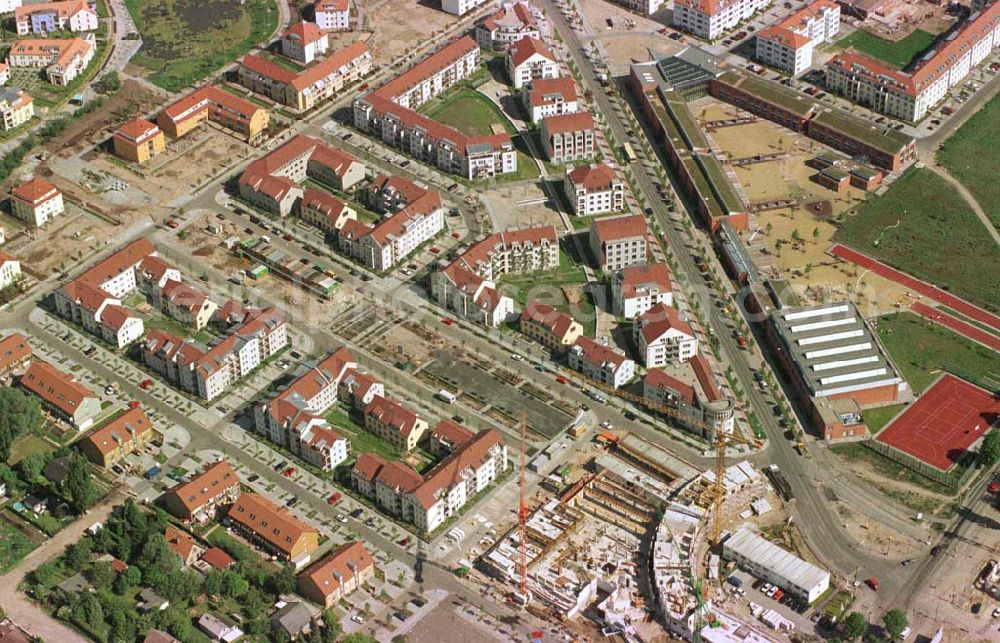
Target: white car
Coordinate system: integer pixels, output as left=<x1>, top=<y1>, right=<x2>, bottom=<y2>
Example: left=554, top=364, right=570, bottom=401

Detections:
left=760, top=583, right=772, bottom=594
left=510, top=354, right=524, bottom=361
left=600, top=421, right=614, bottom=430
left=336, top=514, right=347, bottom=523
left=351, top=615, right=365, bottom=624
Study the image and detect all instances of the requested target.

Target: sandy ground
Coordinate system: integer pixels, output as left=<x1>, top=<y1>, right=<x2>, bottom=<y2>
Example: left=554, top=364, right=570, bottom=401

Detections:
left=483, top=181, right=565, bottom=232
left=847, top=0, right=959, bottom=41
left=576, top=0, right=681, bottom=69
left=363, top=0, right=468, bottom=65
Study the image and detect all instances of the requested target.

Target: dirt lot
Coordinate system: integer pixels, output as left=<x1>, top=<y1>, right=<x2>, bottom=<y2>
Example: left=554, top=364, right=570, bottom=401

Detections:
left=362, top=0, right=469, bottom=66
left=482, top=181, right=565, bottom=233
left=0, top=208, right=122, bottom=278
left=576, top=0, right=678, bottom=70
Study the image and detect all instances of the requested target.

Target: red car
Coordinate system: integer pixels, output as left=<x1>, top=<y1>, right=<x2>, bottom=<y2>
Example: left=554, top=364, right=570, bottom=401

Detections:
left=128, top=401, right=141, bottom=409
left=866, top=577, right=879, bottom=591
left=139, top=378, right=153, bottom=389
left=327, top=492, right=342, bottom=505
left=989, top=482, right=999, bottom=494
left=441, top=318, right=453, bottom=326
left=283, top=467, right=297, bottom=477
left=429, top=247, right=440, bottom=255
left=556, top=376, right=568, bottom=384
left=772, top=589, right=784, bottom=601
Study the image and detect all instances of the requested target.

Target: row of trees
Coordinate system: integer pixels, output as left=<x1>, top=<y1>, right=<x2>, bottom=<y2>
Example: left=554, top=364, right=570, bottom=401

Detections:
left=836, top=609, right=908, bottom=642
left=0, top=388, right=44, bottom=463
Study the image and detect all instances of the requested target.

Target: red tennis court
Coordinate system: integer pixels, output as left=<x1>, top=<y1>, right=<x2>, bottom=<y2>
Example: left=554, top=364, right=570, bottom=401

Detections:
left=876, top=374, right=1000, bottom=471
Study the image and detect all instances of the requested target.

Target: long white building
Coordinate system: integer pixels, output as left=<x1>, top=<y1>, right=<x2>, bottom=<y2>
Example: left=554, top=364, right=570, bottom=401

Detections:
left=673, top=0, right=771, bottom=40
left=722, top=525, right=830, bottom=603
left=755, top=0, right=840, bottom=75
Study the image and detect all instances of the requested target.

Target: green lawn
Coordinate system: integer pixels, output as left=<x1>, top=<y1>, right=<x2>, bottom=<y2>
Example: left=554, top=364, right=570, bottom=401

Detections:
left=0, top=519, right=35, bottom=573
left=143, top=314, right=216, bottom=345
left=875, top=312, right=1000, bottom=394
left=862, top=403, right=905, bottom=435
left=834, top=28, right=936, bottom=68
left=326, top=413, right=404, bottom=462
left=834, top=168, right=1000, bottom=312
left=937, top=93, right=1000, bottom=228
left=422, top=89, right=513, bottom=137
left=830, top=441, right=953, bottom=495
left=6, top=434, right=55, bottom=466
left=499, top=247, right=595, bottom=335
left=124, top=0, right=278, bottom=92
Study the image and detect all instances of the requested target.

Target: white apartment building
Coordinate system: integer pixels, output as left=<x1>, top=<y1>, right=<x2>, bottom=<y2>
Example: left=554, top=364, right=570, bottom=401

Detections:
left=756, top=0, right=840, bottom=75
left=673, top=0, right=772, bottom=40
left=350, top=192, right=445, bottom=272
left=315, top=0, right=350, bottom=30
left=195, top=308, right=288, bottom=401
left=635, top=303, right=698, bottom=366
left=441, top=0, right=489, bottom=16
left=0, top=251, right=21, bottom=290
left=55, top=281, right=145, bottom=349
left=611, top=262, right=672, bottom=319
left=53, top=240, right=154, bottom=327
left=10, top=177, right=63, bottom=227
left=474, top=1, right=542, bottom=52
left=441, top=224, right=559, bottom=282
left=0, top=87, right=34, bottom=131
left=588, top=214, right=648, bottom=271
left=524, top=76, right=578, bottom=121
left=8, top=34, right=95, bottom=86
left=541, top=111, right=595, bottom=163
left=280, top=21, right=329, bottom=64
left=825, top=0, right=1000, bottom=121
left=507, top=36, right=559, bottom=88
left=15, top=0, right=97, bottom=34
left=565, top=163, right=624, bottom=217
left=609, top=0, right=664, bottom=14
left=568, top=337, right=635, bottom=389
left=431, top=264, right=514, bottom=328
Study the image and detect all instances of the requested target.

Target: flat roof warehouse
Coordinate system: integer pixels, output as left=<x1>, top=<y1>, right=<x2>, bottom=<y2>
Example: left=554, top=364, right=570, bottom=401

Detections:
left=723, top=526, right=830, bottom=594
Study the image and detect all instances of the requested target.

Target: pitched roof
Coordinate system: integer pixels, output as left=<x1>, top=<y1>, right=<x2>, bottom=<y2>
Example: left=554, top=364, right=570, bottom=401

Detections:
left=163, top=461, right=240, bottom=516
left=412, top=428, right=504, bottom=509
left=0, top=333, right=31, bottom=372
left=508, top=36, right=555, bottom=68
left=20, top=360, right=96, bottom=417
left=15, top=0, right=92, bottom=20
left=165, top=525, right=199, bottom=563
left=290, top=40, right=369, bottom=92
left=81, top=407, right=153, bottom=456
left=637, top=303, right=694, bottom=343
left=301, top=187, right=349, bottom=220
left=644, top=369, right=696, bottom=406
left=365, top=190, right=442, bottom=247
left=308, top=145, right=358, bottom=177
left=430, top=420, right=475, bottom=449
left=617, top=262, right=672, bottom=298
left=283, top=21, right=325, bottom=45
left=370, top=174, right=428, bottom=205
left=448, top=225, right=558, bottom=275
left=161, top=279, right=209, bottom=313
left=758, top=26, right=811, bottom=49
left=542, top=111, right=594, bottom=134
left=520, top=300, right=578, bottom=338
left=138, top=255, right=175, bottom=283
left=317, top=0, right=349, bottom=11
left=591, top=214, right=646, bottom=243
left=364, top=395, right=421, bottom=437
left=115, top=118, right=160, bottom=143
left=528, top=76, right=577, bottom=107
left=351, top=452, right=387, bottom=482
left=480, top=1, right=537, bottom=31
left=571, top=336, right=628, bottom=370
left=10, top=177, right=59, bottom=205
left=228, top=493, right=317, bottom=557
left=73, top=239, right=155, bottom=289
left=200, top=546, right=236, bottom=570
left=374, top=460, right=423, bottom=492
left=376, top=36, right=478, bottom=101
left=298, top=541, right=374, bottom=599
left=690, top=354, right=722, bottom=402
left=568, top=163, right=619, bottom=192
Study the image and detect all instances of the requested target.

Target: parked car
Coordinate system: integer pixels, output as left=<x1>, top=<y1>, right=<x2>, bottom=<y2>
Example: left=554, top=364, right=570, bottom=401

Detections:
left=283, top=467, right=297, bottom=478
left=273, top=460, right=288, bottom=472
left=286, top=496, right=299, bottom=507
left=327, top=492, right=342, bottom=505
left=336, top=514, right=347, bottom=523
left=139, top=378, right=153, bottom=390
left=866, top=577, right=880, bottom=591
left=247, top=474, right=259, bottom=483
left=128, top=401, right=141, bottom=409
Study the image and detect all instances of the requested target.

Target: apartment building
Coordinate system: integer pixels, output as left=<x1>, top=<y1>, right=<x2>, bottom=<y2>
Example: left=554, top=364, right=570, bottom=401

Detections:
left=541, top=111, right=595, bottom=163
left=568, top=337, right=635, bottom=389
left=755, top=0, right=839, bottom=75
left=368, top=174, right=428, bottom=213
left=15, top=0, right=96, bottom=34
left=588, top=214, right=648, bottom=271
left=338, top=369, right=384, bottom=409
left=643, top=366, right=735, bottom=438
left=157, top=279, right=217, bottom=330
left=308, top=145, right=366, bottom=191
left=57, top=281, right=144, bottom=350
left=78, top=407, right=154, bottom=468
left=315, top=0, right=350, bottom=30
left=351, top=429, right=508, bottom=533
left=254, top=348, right=358, bottom=470
left=673, top=0, right=771, bottom=40
left=431, top=263, right=513, bottom=327
left=297, top=542, right=374, bottom=608
left=0, top=333, right=31, bottom=380
left=137, top=256, right=182, bottom=295
left=113, top=118, right=166, bottom=164
left=196, top=308, right=287, bottom=402
left=825, top=1, right=1000, bottom=121
left=239, top=41, right=373, bottom=111
left=0, top=250, right=21, bottom=290
left=429, top=420, right=475, bottom=456
left=280, top=21, right=329, bottom=64
left=299, top=188, right=357, bottom=235
left=566, top=163, right=624, bottom=217
left=160, top=461, right=241, bottom=522
left=611, top=262, right=672, bottom=318
left=353, top=37, right=517, bottom=179
left=10, top=177, right=63, bottom=227
left=19, top=360, right=100, bottom=430
left=58, top=238, right=153, bottom=298
left=608, top=0, right=664, bottom=14
left=349, top=191, right=445, bottom=272
left=635, top=303, right=698, bottom=366
left=8, top=34, right=94, bottom=85
left=227, top=493, right=319, bottom=567
left=507, top=36, right=559, bottom=88
left=524, top=76, right=578, bottom=121
left=158, top=86, right=270, bottom=145
left=519, top=300, right=583, bottom=351
left=140, top=330, right=206, bottom=398
left=441, top=0, right=489, bottom=16
left=475, top=1, right=542, bottom=51
left=0, top=87, right=33, bottom=131
left=363, top=395, right=428, bottom=451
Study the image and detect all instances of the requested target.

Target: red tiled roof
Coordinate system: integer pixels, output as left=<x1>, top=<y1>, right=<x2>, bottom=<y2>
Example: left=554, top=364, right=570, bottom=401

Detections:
left=161, top=279, right=209, bottom=314
left=200, top=546, right=236, bottom=570
left=15, top=0, right=91, bottom=20
left=542, top=111, right=594, bottom=134
left=528, top=76, right=577, bottom=107
left=165, top=525, right=199, bottom=563
left=163, top=461, right=240, bottom=517
left=73, top=239, right=155, bottom=289
left=241, top=52, right=298, bottom=84
left=352, top=452, right=387, bottom=482
left=60, top=280, right=113, bottom=314
left=317, top=0, right=349, bottom=11
left=81, top=407, right=153, bottom=456
left=374, top=460, right=423, bottom=493
left=431, top=420, right=475, bottom=448
left=301, top=187, right=349, bottom=220
left=20, top=360, right=96, bottom=417
left=412, top=428, right=504, bottom=509
left=283, top=20, right=325, bottom=45
left=591, top=214, right=646, bottom=242
left=690, top=354, right=722, bottom=402
left=377, top=36, right=478, bottom=101
left=338, top=218, right=372, bottom=241
left=568, top=163, right=618, bottom=192
left=290, top=40, right=370, bottom=92
left=270, top=347, right=356, bottom=425
left=309, top=145, right=358, bottom=177
left=228, top=493, right=317, bottom=557
left=364, top=395, right=421, bottom=437
left=365, top=190, right=442, bottom=247
left=508, top=36, right=555, bottom=68
left=11, top=177, right=59, bottom=205
left=0, top=333, right=31, bottom=372
left=758, top=26, right=811, bottom=49
left=449, top=225, right=558, bottom=275
left=637, top=303, right=694, bottom=343
left=618, top=263, right=672, bottom=298
left=98, top=304, right=134, bottom=332
left=115, top=118, right=160, bottom=142
left=138, top=255, right=175, bottom=283
left=644, top=369, right=696, bottom=406
left=298, top=541, right=373, bottom=600
left=572, top=336, right=628, bottom=369
left=520, top=300, right=578, bottom=339
left=370, top=174, right=428, bottom=205
left=480, top=1, right=537, bottom=31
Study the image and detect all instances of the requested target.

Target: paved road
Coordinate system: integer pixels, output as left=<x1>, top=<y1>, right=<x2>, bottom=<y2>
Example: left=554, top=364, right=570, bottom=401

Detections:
left=0, top=492, right=122, bottom=643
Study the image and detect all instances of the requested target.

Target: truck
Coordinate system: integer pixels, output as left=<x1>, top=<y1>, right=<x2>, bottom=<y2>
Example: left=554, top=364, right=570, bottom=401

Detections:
left=436, top=389, right=457, bottom=404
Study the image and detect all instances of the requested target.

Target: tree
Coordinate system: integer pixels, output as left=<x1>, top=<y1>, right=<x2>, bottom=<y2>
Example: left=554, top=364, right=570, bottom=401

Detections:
left=266, top=564, right=297, bottom=595
left=842, top=611, right=868, bottom=641
left=222, top=570, right=249, bottom=598
left=319, top=608, right=341, bottom=643
left=89, top=560, right=115, bottom=591
left=31, top=561, right=59, bottom=588
left=15, top=452, right=47, bottom=483
left=980, top=430, right=1000, bottom=466
left=765, top=222, right=773, bottom=236
left=0, top=388, right=43, bottom=461
left=114, top=565, right=141, bottom=595
left=96, top=71, right=121, bottom=94
left=66, top=537, right=93, bottom=570
left=790, top=228, right=802, bottom=244
left=342, top=635, right=379, bottom=643
left=63, top=454, right=98, bottom=514
left=204, top=569, right=225, bottom=597
left=812, top=226, right=821, bottom=244
left=883, top=609, right=908, bottom=640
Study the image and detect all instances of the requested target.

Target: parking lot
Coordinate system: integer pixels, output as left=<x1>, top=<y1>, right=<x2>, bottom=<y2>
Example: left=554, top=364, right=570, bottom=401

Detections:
left=723, top=568, right=823, bottom=636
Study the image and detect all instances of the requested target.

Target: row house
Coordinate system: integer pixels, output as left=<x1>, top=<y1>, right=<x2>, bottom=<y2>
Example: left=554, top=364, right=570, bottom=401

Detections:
left=567, top=336, right=635, bottom=389
left=519, top=300, right=583, bottom=351
left=445, top=225, right=559, bottom=282
left=344, top=191, right=445, bottom=272
left=299, top=188, right=357, bottom=235
left=163, top=462, right=241, bottom=523
left=280, top=21, right=329, bottom=65
left=7, top=34, right=94, bottom=85
left=315, top=0, right=350, bottom=30
left=238, top=41, right=373, bottom=112
left=136, top=255, right=182, bottom=295
left=19, top=360, right=100, bottom=430
left=155, top=279, right=217, bottom=331
left=297, top=542, right=374, bottom=608
left=363, top=395, right=428, bottom=452
left=227, top=493, right=319, bottom=568
left=541, top=111, right=595, bottom=163
left=673, top=0, right=772, bottom=40
left=10, top=177, right=63, bottom=227
left=79, top=407, right=155, bottom=468
left=524, top=76, right=578, bottom=122
left=634, top=303, right=698, bottom=367
left=566, top=163, right=624, bottom=217
left=158, top=86, right=270, bottom=145
left=430, top=262, right=514, bottom=327
left=588, top=214, right=647, bottom=271
left=474, top=1, right=542, bottom=52
left=0, top=332, right=32, bottom=381
left=611, top=262, right=673, bottom=319
left=0, top=87, right=35, bottom=132
left=506, top=36, right=558, bottom=89
left=113, top=118, right=166, bottom=165
left=755, top=0, right=840, bottom=75
left=15, top=0, right=97, bottom=35
left=0, top=250, right=21, bottom=290
left=55, top=280, right=144, bottom=349
left=140, top=330, right=206, bottom=394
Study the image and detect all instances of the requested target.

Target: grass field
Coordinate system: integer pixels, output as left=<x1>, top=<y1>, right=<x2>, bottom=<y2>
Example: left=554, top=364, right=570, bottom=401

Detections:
left=0, top=518, right=35, bottom=573
left=6, top=433, right=55, bottom=466
left=834, top=168, right=1000, bottom=312
left=124, top=0, right=278, bottom=92
left=937, top=94, right=1000, bottom=228
left=862, top=403, right=905, bottom=435
left=499, top=248, right=596, bottom=335
left=875, top=312, right=1000, bottom=394
left=834, top=28, right=936, bottom=68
